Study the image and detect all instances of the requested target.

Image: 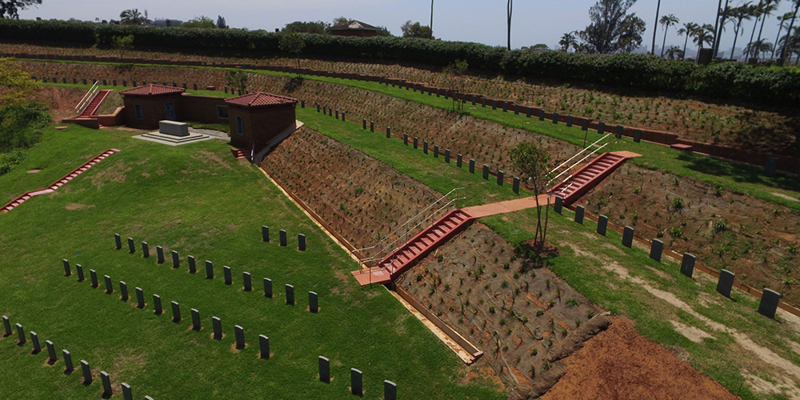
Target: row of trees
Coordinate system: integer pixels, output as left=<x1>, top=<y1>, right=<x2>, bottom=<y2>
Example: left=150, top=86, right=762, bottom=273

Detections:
left=283, top=17, right=391, bottom=36
left=118, top=9, right=228, bottom=29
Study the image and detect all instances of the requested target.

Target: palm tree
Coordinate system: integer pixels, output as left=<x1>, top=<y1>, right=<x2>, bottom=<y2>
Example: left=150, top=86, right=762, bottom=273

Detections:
left=430, top=0, right=434, bottom=37
left=773, top=12, right=794, bottom=57
left=559, top=32, right=578, bottom=51
left=651, top=0, right=662, bottom=55
left=744, top=38, right=773, bottom=58
left=780, top=25, right=800, bottom=62
left=507, top=0, right=513, bottom=50
left=746, top=1, right=765, bottom=58
left=730, top=5, right=754, bottom=59
left=693, top=23, right=716, bottom=55
left=119, top=9, right=145, bottom=25
left=678, top=22, right=699, bottom=59
left=666, top=45, right=684, bottom=59
left=754, top=0, right=781, bottom=58
left=779, top=0, right=799, bottom=63
left=660, top=14, right=680, bottom=57
left=714, top=0, right=733, bottom=57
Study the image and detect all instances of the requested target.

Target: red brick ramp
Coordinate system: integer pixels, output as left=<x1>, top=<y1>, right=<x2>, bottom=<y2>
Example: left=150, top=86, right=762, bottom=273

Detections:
left=1, top=149, right=120, bottom=213
left=549, top=151, right=640, bottom=206
left=352, top=209, right=474, bottom=286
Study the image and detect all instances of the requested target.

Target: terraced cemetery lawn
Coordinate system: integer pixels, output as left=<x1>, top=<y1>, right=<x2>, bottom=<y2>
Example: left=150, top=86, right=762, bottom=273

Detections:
left=0, top=124, right=504, bottom=399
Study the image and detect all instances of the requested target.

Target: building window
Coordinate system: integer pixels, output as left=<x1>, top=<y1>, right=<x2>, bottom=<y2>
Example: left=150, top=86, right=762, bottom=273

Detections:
left=217, top=105, right=229, bottom=119
left=236, top=115, right=244, bottom=136
left=134, top=104, right=143, bottom=120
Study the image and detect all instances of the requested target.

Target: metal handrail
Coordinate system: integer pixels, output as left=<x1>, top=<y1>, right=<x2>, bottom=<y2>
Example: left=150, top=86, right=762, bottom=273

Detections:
left=547, top=134, right=610, bottom=184
left=549, top=142, right=608, bottom=186
left=75, top=82, right=99, bottom=115
left=352, top=187, right=464, bottom=257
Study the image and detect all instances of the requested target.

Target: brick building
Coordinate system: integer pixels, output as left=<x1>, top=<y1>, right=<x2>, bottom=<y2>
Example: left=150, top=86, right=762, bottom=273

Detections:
left=224, top=92, right=298, bottom=158
left=119, top=84, right=186, bottom=129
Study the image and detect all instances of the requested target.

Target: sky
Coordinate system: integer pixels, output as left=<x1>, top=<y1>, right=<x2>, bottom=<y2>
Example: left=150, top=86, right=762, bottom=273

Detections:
left=17, top=0, right=799, bottom=58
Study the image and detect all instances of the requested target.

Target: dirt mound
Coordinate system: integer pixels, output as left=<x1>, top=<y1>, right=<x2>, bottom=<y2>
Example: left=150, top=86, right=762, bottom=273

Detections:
left=541, top=318, right=741, bottom=400
left=546, top=313, right=612, bottom=363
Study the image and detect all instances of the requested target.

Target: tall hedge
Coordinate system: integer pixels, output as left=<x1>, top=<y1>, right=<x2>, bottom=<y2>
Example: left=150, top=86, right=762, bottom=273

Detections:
left=1, top=19, right=797, bottom=105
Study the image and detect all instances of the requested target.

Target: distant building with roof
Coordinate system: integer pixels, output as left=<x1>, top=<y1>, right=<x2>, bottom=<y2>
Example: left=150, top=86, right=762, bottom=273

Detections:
left=328, top=20, right=380, bottom=37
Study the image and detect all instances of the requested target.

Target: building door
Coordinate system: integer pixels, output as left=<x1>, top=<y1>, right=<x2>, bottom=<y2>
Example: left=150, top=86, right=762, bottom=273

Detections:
left=164, top=102, right=176, bottom=120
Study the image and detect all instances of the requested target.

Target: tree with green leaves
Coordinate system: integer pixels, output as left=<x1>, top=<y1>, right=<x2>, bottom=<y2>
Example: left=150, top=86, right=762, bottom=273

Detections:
left=0, top=57, right=37, bottom=106
left=216, top=16, right=227, bottom=29
left=659, top=14, right=679, bottom=57
left=773, top=11, right=794, bottom=57
left=442, top=59, right=468, bottom=111
left=119, top=8, right=146, bottom=25
left=509, top=141, right=553, bottom=253
left=225, top=70, right=247, bottom=95
left=779, top=0, right=799, bottom=63
left=618, top=14, right=646, bottom=52
left=728, top=6, right=753, bottom=59
left=183, top=16, right=217, bottom=29
left=559, top=32, right=578, bottom=51
left=752, top=0, right=780, bottom=59
left=0, top=0, right=41, bottom=19
left=678, top=22, right=698, bottom=59
left=401, top=20, right=432, bottom=38
left=283, top=21, right=329, bottom=34
left=112, top=34, right=134, bottom=61
left=693, top=23, right=716, bottom=55
left=578, top=0, right=643, bottom=54
left=279, top=32, right=305, bottom=71
left=744, top=38, right=773, bottom=58
left=665, top=45, right=684, bottom=59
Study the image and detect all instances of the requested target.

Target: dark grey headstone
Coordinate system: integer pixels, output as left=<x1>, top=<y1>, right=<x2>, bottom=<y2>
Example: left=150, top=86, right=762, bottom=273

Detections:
left=101, top=371, right=112, bottom=396
left=386, top=127, right=391, bottom=138
left=46, top=340, right=56, bottom=362
left=79, top=360, right=92, bottom=385
left=472, top=95, right=476, bottom=105
left=188, top=256, right=196, bottom=273
left=434, top=145, right=439, bottom=158
left=104, top=275, right=113, bottom=294
left=172, top=251, right=179, bottom=269
left=309, top=291, right=318, bottom=313
left=121, top=383, right=132, bottom=400
left=115, top=234, right=121, bottom=249
left=622, top=226, right=634, bottom=248
left=539, top=109, right=545, bottom=121
left=649, top=239, right=664, bottom=262
left=120, top=281, right=128, bottom=301
left=136, top=287, right=144, bottom=308
left=482, top=165, right=489, bottom=180
left=63, top=259, right=71, bottom=276
left=351, top=368, right=363, bottom=395
left=259, top=335, right=270, bottom=359
left=575, top=206, right=585, bottom=224
left=385, top=380, right=398, bottom=400
left=335, top=110, right=339, bottom=119
left=262, top=226, right=269, bottom=242
left=239, top=272, right=251, bottom=292
left=224, top=266, right=232, bottom=285
left=492, top=100, right=496, bottom=110
left=598, top=122, right=605, bottom=135
left=128, top=238, right=135, bottom=253
left=2, top=316, right=10, bottom=337
left=513, top=177, right=520, bottom=194
left=206, top=261, right=213, bottom=279
left=582, top=118, right=589, bottom=131
left=298, top=234, right=306, bottom=251
left=553, top=112, right=559, bottom=124
left=212, top=317, right=222, bottom=340
left=191, top=309, right=201, bottom=331
left=413, top=137, right=418, bottom=149
left=286, top=284, right=295, bottom=305
left=423, top=141, right=428, bottom=154
left=716, top=270, right=735, bottom=298
left=765, top=156, right=778, bottom=176
left=597, top=215, right=608, bottom=236
left=634, top=129, right=642, bottom=142
left=193, top=83, right=197, bottom=90
left=469, top=159, right=475, bottom=173
left=445, top=149, right=450, bottom=163
left=758, top=289, right=782, bottom=319
left=497, top=170, right=504, bottom=186
left=280, top=230, right=287, bottom=247
left=234, top=325, right=245, bottom=349
left=514, top=104, right=519, bottom=115
left=76, top=264, right=84, bottom=282
left=264, top=278, right=273, bottom=298
left=30, top=331, right=40, bottom=353
left=457, top=154, right=462, bottom=167
left=404, top=134, right=408, bottom=145
left=362, top=119, right=366, bottom=129
left=615, top=125, right=624, bottom=139
left=171, top=301, right=181, bottom=323
left=503, top=102, right=508, bottom=112
left=63, top=350, right=73, bottom=372
left=680, top=253, right=696, bottom=278
left=156, top=246, right=164, bottom=264
left=567, top=115, right=573, bottom=127
left=370, top=121, right=374, bottom=132
left=319, top=356, right=330, bottom=382
left=526, top=107, right=532, bottom=118
left=90, top=269, right=98, bottom=288
left=153, top=294, right=162, bottom=315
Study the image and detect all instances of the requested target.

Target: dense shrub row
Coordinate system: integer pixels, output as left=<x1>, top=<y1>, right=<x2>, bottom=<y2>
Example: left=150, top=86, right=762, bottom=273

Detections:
left=0, top=101, right=50, bottom=176
left=2, top=19, right=798, bottom=105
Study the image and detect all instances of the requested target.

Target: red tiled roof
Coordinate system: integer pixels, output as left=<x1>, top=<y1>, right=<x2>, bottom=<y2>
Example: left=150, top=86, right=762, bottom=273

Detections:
left=329, top=20, right=379, bottom=31
left=224, top=92, right=298, bottom=108
left=120, top=84, right=185, bottom=96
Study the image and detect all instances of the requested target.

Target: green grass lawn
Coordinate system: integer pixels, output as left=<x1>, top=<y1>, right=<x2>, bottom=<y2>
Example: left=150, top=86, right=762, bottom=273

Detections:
left=0, top=124, right=504, bottom=399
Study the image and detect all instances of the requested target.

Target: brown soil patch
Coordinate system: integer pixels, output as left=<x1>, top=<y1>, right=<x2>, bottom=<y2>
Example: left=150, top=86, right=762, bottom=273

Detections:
left=543, top=318, right=740, bottom=400
left=29, top=85, right=86, bottom=122
left=64, top=203, right=95, bottom=211
left=90, top=159, right=131, bottom=188
left=670, top=320, right=715, bottom=343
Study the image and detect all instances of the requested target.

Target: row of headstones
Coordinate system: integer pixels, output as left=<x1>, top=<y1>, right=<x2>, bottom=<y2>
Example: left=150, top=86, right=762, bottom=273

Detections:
left=259, top=227, right=307, bottom=251
left=554, top=196, right=784, bottom=319
left=314, top=102, right=525, bottom=195
left=2, top=316, right=149, bottom=399
left=317, top=356, right=398, bottom=399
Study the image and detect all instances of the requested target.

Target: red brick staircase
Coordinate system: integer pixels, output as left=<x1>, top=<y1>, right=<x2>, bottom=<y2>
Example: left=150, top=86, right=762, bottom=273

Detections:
left=79, top=90, right=111, bottom=117
left=230, top=148, right=247, bottom=159
left=549, top=151, right=637, bottom=206
left=351, top=209, right=474, bottom=285
left=1, top=149, right=120, bottom=213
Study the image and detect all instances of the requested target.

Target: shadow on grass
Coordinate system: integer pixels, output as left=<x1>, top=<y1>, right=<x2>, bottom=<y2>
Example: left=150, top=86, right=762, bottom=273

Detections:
left=677, top=151, right=800, bottom=192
